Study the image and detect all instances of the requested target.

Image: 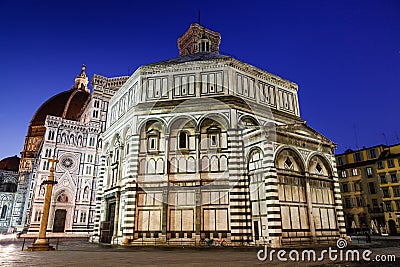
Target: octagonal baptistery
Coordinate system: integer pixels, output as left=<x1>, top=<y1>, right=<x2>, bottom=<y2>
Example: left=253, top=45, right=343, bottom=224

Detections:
left=94, top=23, right=346, bottom=247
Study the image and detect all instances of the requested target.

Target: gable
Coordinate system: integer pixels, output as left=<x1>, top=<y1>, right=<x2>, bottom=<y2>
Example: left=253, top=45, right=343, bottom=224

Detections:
left=276, top=122, right=334, bottom=145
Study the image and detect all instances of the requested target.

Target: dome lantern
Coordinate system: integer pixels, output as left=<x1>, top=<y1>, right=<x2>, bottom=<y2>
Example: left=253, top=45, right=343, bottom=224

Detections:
left=73, top=65, right=89, bottom=92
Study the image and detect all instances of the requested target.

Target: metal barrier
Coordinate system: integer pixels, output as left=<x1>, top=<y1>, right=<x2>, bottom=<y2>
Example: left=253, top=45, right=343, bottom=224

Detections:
left=281, top=235, right=337, bottom=247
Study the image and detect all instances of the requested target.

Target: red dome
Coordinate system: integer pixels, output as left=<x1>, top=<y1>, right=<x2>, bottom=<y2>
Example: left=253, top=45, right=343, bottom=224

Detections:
left=0, top=155, right=20, bottom=171
left=30, top=89, right=90, bottom=127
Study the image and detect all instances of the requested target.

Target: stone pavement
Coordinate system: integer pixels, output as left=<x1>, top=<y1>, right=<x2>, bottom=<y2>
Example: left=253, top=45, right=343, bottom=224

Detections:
left=0, top=237, right=399, bottom=266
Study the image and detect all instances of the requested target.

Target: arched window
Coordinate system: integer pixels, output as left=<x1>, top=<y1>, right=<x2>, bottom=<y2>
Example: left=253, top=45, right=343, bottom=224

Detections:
left=83, top=186, right=90, bottom=200
left=97, top=139, right=103, bottom=149
left=199, top=35, right=210, bottom=52
left=39, top=185, right=45, bottom=196
left=1, top=205, right=7, bottom=219
left=34, top=210, right=41, bottom=221
left=61, top=133, right=67, bottom=144
left=114, top=147, right=120, bottom=163
left=178, top=131, right=188, bottom=149
left=77, top=135, right=83, bottom=146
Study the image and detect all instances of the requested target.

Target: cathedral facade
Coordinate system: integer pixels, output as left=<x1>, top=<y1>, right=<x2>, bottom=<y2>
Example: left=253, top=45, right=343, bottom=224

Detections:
left=0, top=156, right=19, bottom=234
left=92, top=24, right=346, bottom=247
left=11, top=67, right=128, bottom=235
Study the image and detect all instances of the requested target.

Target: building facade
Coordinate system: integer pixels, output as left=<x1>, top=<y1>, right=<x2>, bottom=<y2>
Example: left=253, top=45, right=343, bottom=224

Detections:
left=336, top=144, right=400, bottom=235
left=12, top=66, right=128, bottom=235
left=92, top=24, right=346, bottom=247
left=0, top=156, right=19, bottom=234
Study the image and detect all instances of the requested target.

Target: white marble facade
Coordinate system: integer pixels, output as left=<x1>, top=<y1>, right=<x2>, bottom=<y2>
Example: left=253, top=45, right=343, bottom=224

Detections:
left=26, top=116, right=101, bottom=234
left=12, top=67, right=129, bottom=235
left=0, top=170, right=18, bottom=234
left=92, top=24, right=346, bottom=247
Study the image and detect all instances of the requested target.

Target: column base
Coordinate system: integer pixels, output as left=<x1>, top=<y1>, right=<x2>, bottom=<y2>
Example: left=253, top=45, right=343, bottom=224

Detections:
left=26, top=243, right=55, bottom=251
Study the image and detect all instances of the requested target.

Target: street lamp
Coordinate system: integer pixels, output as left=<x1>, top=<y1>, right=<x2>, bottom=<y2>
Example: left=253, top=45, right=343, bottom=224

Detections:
left=27, top=155, right=58, bottom=251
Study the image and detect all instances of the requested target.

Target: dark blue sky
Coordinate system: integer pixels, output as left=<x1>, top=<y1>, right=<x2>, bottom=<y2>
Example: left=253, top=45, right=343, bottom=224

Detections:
left=0, top=0, right=399, bottom=159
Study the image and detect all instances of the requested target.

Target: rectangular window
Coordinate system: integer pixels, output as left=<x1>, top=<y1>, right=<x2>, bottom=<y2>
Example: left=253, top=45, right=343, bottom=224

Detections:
left=341, top=170, right=347, bottom=178
left=148, top=136, right=158, bottom=151
left=344, top=198, right=352, bottom=208
left=354, top=152, right=362, bottom=162
left=89, top=137, right=95, bottom=146
left=380, top=175, right=387, bottom=184
left=35, top=211, right=41, bottom=222
left=89, top=210, right=95, bottom=223
left=80, top=211, right=87, bottom=223
left=356, top=197, right=363, bottom=207
left=354, top=181, right=361, bottom=191
left=384, top=201, right=393, bottom=211
left=388, top=159, right=395, bottom=168
left=366, top=167, right=373, bottom=178
left=178, top=132, right=188, bottom=149
left=342, top=183, right=349, bottom=192
left=368, top=149, right=377, bottom=159
left=368, top=182, right=377, bottom=194
left=393, top=186, right=400, bottom=197
left=337, top=157, right=344, bottom=166
left=391, top=173, right=398, bottom=182
left=42, top=161, right=49, bottom=171
left=382, top=188, right=391, bottom=198
left=351, top=168, right=359, bottom=176
left=396, top=201, right=400, bottom=211
left=209, top=134, right=218, bottom=147
left=377, top=161, right=384, bottom=169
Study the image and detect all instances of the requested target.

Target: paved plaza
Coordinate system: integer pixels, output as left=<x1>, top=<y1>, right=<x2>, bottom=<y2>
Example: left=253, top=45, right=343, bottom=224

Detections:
left=0, top=236, right=399, bottom=266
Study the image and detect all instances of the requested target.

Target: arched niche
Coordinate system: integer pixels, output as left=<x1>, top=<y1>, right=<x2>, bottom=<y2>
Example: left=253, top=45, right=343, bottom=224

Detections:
left=275, top=147, right=305, bottom=174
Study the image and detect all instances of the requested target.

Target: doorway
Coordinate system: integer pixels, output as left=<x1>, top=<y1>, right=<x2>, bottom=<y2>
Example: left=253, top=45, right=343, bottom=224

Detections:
left=254, top=221, right=260, bottom=241
left=53, top=209, right=67, bottom=232
left=388, top=220, right=397, bottom=235
left=107, top=202, right=116, bottom=235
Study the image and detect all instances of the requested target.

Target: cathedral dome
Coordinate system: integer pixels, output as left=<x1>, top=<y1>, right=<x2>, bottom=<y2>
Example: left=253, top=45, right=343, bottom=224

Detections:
left=30, top=65, right=90, bottom=127
left=22, top=66, right=91, bottom=159
left=0, top=155, right=20, bottom=171
left=30, top=89, right=90, bottom=126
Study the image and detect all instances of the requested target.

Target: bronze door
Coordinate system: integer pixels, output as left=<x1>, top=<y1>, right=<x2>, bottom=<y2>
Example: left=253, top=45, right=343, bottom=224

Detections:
left=53, top=209, right=67, bottom=232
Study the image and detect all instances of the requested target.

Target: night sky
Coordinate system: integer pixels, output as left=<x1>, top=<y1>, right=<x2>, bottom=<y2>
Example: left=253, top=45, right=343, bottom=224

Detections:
left=0, top=0, right=399, bottom=160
